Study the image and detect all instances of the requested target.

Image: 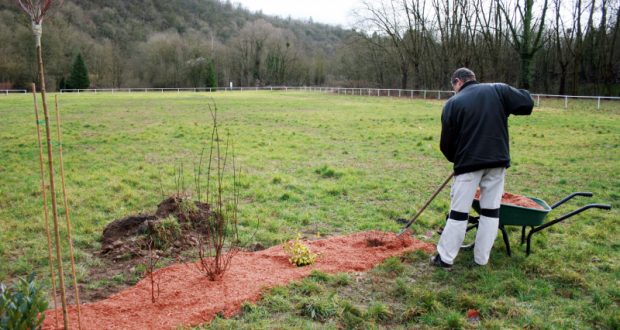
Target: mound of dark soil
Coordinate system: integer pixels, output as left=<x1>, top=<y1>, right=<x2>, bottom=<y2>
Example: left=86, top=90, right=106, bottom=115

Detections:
left=100, top=196, right=211, bottom=260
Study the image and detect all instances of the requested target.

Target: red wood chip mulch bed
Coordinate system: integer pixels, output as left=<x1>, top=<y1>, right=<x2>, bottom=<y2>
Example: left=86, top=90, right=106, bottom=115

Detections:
left=43, top=231, right=435, bottom=330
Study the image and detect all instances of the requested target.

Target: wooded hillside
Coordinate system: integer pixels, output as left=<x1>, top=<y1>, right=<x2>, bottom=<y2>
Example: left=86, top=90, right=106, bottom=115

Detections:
left=0, top=0, right=353, bottom=90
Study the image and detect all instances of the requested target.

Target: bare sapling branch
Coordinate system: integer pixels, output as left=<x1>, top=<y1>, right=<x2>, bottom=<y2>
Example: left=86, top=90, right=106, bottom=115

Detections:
left=143, top=237, right=161, bottom=303
left=195, top=101, right=241, bottom=281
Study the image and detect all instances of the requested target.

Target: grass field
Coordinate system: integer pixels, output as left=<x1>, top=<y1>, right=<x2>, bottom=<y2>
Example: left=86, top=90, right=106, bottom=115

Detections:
left=0, top=91, right=618, bottom=328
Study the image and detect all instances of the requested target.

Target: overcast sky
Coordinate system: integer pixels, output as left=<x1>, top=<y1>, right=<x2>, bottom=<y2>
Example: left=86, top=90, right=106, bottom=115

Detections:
left=232, top=0, right=360, bottom=26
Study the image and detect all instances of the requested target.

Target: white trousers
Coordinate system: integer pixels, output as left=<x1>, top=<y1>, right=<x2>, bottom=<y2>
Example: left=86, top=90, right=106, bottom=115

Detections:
left=437, top=167, right=505, bottom=265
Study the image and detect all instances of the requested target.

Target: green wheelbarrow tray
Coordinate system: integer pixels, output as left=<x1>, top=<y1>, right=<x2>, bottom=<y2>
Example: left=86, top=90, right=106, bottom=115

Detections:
left=466, top=192, right=611, bottom=256
left=472, top=196, right=551, bottom=226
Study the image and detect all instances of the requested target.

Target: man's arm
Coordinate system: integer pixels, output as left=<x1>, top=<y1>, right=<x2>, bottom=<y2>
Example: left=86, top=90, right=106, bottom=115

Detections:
left=440, top=106, right=456, bottom=163
left=497, top=84, right=534, bottom=116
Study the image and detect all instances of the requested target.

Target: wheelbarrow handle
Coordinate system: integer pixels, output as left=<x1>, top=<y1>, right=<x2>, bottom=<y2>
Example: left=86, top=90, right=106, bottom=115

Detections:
left=526, top=203, right=612, bottom=256
left=531, top=203, right=612, bottom=235
left=551, top=192, right=593, bottom=209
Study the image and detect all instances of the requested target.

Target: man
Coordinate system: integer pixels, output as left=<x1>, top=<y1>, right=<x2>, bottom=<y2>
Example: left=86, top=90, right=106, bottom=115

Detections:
left=432, top=68, right=534, bottom=267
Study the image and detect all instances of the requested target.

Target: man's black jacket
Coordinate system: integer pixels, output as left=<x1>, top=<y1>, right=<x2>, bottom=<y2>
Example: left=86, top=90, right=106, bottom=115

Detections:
left=440, top=81, right=534, bottom=175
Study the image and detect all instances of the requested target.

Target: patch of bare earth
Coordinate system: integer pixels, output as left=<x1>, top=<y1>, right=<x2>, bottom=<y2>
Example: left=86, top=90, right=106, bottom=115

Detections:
left=43, top=231, right=435, bottom=329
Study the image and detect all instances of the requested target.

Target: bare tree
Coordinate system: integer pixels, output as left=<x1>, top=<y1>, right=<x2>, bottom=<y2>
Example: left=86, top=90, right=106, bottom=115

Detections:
left=355, top=0, right=413, bottom=89
left=552, top=0, right=576, bottom=94
left=497, top=0, right=550, bottom=89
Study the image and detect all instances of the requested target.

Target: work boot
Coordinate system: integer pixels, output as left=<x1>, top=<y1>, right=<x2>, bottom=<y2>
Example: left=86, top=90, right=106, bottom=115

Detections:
left=430, top=254, right=452, bottom=268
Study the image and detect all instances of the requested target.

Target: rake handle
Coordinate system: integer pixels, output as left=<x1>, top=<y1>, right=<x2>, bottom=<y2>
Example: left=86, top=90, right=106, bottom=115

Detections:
left=398, top=172, right=454, bottom=236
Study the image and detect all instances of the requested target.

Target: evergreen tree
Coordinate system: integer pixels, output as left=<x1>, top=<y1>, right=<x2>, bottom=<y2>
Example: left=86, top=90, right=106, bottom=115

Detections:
left=67, top=53, right=90, bottom=89
left=58, top=76, right=67, bottom=91
left=206, top=60, right=217, bottom=89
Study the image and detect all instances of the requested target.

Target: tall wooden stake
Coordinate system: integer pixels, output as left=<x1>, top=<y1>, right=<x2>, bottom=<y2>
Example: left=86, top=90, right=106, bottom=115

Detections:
left=37, top=40, right=70, bottom=330
left=54, top=95, right=82, bottom=329
left=32, top=83, right=59, bottom=329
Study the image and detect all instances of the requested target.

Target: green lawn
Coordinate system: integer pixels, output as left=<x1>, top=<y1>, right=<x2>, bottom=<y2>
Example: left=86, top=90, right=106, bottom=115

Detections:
left=0, top=91, right=618, bottom=328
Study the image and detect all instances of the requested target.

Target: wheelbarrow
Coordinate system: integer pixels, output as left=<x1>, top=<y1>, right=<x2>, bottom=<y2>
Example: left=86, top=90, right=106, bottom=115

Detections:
left=463, top=192, right=611, bottom=256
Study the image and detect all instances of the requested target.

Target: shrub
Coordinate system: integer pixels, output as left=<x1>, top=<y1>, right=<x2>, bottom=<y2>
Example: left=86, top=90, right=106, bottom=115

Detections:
left=0, top=273, right=48, bottom=330
left=195, top=103, right=242, bottom=281
left=283, top=234, right=317, bottom=267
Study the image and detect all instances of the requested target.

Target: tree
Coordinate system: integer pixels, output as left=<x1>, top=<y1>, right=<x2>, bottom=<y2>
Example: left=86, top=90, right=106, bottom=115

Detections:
left=67, top=53, right=90, bottom=89
left=206, top=59, right=217, bottom=88
left=497, top=0, right=549, bottom=89
left=58, top=76, right=67, bottom=90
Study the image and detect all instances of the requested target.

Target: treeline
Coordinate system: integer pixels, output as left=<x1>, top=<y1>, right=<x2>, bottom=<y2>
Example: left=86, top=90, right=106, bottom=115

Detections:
left=0, top=0, right=619, bottom=95
left=341, top=0, right=620, bottom=95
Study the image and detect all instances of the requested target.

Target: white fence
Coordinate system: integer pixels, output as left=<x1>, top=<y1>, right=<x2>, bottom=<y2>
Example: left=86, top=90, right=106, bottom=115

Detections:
left=300, top=87, right=620, bottom=110
left=0, top=89, right=27, bottom=95
left=5, top=86, right=618, bottom=110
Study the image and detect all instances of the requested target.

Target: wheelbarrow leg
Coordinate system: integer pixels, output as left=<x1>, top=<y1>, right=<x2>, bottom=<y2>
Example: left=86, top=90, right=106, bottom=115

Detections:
left=500, top=225, right=511, bottom=256
left=520, top=226, right=527, bottom=245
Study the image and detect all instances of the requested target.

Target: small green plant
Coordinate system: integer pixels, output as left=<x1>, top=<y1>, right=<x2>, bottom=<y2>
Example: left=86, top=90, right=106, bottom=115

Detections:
left=314, top=165, right=342, bottom=179
left=401, top=304, right=424, bottom=322
left=376, top=256, right=405, bottom=276
left=366, top=302, right=393, bottom=323
left=292, top=279, right=323, bottom=295
left=332, top=273, right=351, bottom=286
left=0, top=273, right=48, bottom=330
left=298, top=297, right=337, bottom=322
left=149, top=216, right=181, bottom=249
left=308, top=270, right=330, bottom=283
left=339, top=300, right=365, bottom=329
left=283, top=233, right=317, bottom=267
left=392, top=278, right=413, bottom=299
left=178, top=197, right=198, bottom=216
left=444, top=311, right=465, bottom=329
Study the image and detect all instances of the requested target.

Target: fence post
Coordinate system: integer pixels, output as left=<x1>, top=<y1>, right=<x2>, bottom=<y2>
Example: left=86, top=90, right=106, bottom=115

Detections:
left=537, top=95, right=540, bottom=107
left=564, top=96, right=568, bottom=109
left=597, top=97, right=601, bottom=110
left=437, top=91, right=440, bottom=99
left=423, top=90, right=426, bottom=99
